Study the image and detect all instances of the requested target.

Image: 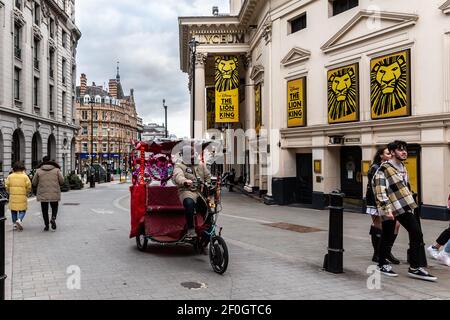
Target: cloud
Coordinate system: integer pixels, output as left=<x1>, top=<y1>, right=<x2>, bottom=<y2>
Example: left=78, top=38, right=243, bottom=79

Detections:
left=75, top=0, right=230, bottom=138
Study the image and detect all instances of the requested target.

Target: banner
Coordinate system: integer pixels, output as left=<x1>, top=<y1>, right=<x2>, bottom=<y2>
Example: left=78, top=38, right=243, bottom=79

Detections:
left=327, top=63, right=359, bottom=124
left=255, top=83, right=262, bottom=135
left=287, top=77, right=306, bottom=127
left=371, top=50, right=411, bottom=119
left=206, top=87, right=215, bottom=129
left=215, top=56, right=239, bottom=123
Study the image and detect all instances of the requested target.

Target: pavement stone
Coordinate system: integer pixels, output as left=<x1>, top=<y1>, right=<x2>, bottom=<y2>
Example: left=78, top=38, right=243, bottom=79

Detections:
left=3, top=182, right=450, bottom=300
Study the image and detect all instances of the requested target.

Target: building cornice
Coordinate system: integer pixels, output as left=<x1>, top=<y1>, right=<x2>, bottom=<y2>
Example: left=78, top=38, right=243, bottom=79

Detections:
left=0, top=106, right=79, bottom=130
left=440, top=0, right=450, bottom=14
left=321, top=10, right=419, bottom=54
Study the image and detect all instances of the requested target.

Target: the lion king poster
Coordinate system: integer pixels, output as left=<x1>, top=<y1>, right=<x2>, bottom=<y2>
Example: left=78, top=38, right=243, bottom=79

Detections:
left=370, top=50, right=411, bottom=119
left=255, top=83, right=262, bottom=135
left=206, top=87, right=215, bottom=129
left=327, top=63, right=359, bottom=124
left=215, top=56, right=239, bottom=123
left=287, top=78, right=306, bottom=127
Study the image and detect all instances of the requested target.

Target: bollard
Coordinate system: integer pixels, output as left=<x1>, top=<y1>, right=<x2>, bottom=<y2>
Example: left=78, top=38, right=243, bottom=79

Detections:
left=0, top=198, right=7, bottom=300
left=323, top=192, right=345, bottom=274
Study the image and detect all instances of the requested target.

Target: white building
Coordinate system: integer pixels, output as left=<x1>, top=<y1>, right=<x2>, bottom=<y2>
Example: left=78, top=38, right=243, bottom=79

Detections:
left=0, top=0, right=81, bottom=177
left=179, top=0, right=450, bottom=220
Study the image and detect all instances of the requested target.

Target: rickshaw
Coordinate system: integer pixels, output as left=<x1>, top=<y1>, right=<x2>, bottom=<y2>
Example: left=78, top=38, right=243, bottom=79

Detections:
left=129, top=139, right=229, bottom=274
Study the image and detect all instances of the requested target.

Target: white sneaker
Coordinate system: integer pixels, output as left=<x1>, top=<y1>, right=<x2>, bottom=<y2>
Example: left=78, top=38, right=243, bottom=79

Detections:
left=437, top=251, right=450, bottom=267
left=427, top=245, right=440, bottom=260
left=16, top=219, right=23, bottom=231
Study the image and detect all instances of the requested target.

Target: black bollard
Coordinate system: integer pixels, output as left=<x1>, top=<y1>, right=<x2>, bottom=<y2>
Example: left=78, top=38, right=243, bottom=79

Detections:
left=323, top=192, right=345, bottom=274
left=0, top=198, right=7, bottom=300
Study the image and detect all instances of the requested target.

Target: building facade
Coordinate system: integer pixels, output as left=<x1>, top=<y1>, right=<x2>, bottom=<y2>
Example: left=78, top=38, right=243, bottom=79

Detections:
left=179, top=0, right=450, bottom=220
left=0, top=0, right=81, bottom=178
left=75, top=71, right=140, bottom=173
left=141, top=122, right=169, bottom=141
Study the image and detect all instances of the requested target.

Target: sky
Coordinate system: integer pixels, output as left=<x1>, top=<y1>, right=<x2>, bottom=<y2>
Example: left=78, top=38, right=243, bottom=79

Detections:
left=75, top=0, right=230, bottom=138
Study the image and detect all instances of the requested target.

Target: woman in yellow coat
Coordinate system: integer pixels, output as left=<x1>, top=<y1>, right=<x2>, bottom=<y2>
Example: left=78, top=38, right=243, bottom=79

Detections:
left=5, top=162, right=31, bottom=231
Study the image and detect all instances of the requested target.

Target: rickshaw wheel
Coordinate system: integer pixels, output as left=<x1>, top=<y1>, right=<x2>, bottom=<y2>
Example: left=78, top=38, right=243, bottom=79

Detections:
left=209, top=236, right=228, bottom=274
left=136, top=224, right=148, bottom=252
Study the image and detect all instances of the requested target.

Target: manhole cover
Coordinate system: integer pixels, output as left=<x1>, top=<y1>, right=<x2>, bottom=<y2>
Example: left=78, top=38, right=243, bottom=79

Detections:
left=181, top=282, right=207, bottom=290
left=263, top=222, right=324, bottom=233
left=63, top=203, right=80, bottom=206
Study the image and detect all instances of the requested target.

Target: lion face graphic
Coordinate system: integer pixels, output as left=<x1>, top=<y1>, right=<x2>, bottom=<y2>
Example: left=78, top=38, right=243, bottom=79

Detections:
left=371, top=53, right=408, bottom=117
left=328, top=66, right=358, bottom=122
left=215, top=56, right=239, bottom=92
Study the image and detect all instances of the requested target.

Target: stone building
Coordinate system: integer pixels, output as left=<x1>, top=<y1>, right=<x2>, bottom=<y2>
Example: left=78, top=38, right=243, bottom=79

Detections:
left=75, top=70, right=140, bottom=173
left=0, top=0, right=81, bottom=177
left=179, top=0, right=450, bottom=220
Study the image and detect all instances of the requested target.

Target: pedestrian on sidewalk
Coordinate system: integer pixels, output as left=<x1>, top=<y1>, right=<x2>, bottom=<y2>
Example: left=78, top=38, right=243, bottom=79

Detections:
left=5, top=161, right=32, bottom=231
left=32, top=156, right=64, bottom=231
left=373, top=140, right=437, bottom=281
left=365, top=146, right=400, bottom=264
left=426, top=196, right=450, bottom=266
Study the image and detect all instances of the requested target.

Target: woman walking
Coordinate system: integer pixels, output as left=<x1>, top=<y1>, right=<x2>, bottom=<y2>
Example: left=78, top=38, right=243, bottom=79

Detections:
left=366, top=147, right=400, bottom=264
left=5, top=162, right=32, bottom=231
left=32, top=156, right=64, bottom=231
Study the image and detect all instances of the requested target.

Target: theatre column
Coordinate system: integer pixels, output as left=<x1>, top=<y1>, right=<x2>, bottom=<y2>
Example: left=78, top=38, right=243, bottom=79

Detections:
left=194, top=53, right=207, bottom=139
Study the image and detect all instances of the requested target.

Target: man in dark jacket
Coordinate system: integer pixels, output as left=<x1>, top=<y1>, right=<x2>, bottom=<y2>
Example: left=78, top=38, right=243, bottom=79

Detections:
left=32, top=156, right=64, bottom=231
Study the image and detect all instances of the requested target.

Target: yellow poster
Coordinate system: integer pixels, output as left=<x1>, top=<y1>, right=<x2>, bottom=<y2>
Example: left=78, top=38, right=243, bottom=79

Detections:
left=371, top=50, right=411, bottom=119
left=215, top=56, right=239, bottom=123
left=206, top=87, right=215, bottom=129
left=287, top=78, right=306, bottom=127
left=255, top=84, right=262, bottom=135
left=328, top=63, right=359, bottom=124
left=404, top=155, right=418, bottom=196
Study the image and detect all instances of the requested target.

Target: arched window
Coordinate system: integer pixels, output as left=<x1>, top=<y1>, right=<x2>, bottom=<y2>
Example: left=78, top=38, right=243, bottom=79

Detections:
left=104, top=96, right=111, bottom=104
left=83, top=95, right=90, bottom=104
left=95, top=95, right=102, bottom=104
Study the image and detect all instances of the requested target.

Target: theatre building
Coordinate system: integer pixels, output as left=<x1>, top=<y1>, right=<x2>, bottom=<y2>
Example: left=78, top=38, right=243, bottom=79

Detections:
left=178, top=0, right=450, bottom=220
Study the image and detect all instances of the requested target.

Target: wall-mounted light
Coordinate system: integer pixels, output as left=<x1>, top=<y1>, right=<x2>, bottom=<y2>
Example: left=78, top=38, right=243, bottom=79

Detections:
left=329, top=135, right=344, bottom=145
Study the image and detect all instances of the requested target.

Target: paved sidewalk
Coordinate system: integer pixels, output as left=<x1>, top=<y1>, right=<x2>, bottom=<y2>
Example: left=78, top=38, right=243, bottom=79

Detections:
left=4, top=183, right=450, bottom=300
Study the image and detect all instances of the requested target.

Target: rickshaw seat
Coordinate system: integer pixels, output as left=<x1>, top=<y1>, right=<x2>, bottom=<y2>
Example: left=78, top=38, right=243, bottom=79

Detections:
left=146, top=185, right=185, bottom=214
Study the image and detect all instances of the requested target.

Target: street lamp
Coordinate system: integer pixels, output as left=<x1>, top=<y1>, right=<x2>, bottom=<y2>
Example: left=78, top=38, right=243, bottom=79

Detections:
left=163, top=99, right=168, bottom=138
left=189, top=38, right=199, bottom=139
left=89, top=96, right=96, bottom=188
left=106, top=128, right=111, bottom=182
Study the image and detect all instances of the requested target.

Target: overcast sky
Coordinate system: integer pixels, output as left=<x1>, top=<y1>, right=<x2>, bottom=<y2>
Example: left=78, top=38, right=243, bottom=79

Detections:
left=75, top=0, right=230, bottom=138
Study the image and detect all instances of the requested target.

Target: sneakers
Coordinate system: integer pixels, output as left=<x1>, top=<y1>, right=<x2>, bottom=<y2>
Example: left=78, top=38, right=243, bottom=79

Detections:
left=50, top=218, right=57, bottom=231
left=15, top=219, right=23, bottom=231
left=386, top=252, right=400, bottom=265
left=437, top=251, right=450, bottom=267
left=44, top=225, right=49, bottom=232
left=427, top=245, right=440, bottom=260
left=408, top=268, right=437, bottom=282
left=186, top=228, right=197, bottom=239
left=378, top=265, right=398, bottom=277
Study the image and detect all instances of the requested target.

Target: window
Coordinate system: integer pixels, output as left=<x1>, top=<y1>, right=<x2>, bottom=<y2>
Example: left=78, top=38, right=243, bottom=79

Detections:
left=34, top=39, right=40, bottom=70
left=62, top=59, right=67, bottom=84
left=62, top=92, right=66, bottom=119
left=102, top=143, right=107, bottom=153
left=94, top=112, right=98, bottom=121
left=14, top=68, right=20, bottom=100
left=82, top=127, right=88, bottom=135
left=33, top=77, right=39, bottom=107
left=14, top=25, right=21, bottom=59
left=49, top=18, right=55, bottom=38
left=102, top=111, right=107, bottom=121
left=82, top=110, right=88, bottom=120
left=49, top=49, right=55, bottom=78
left=93, top=143, right=97, bottom=153
left=82, top=143, right=88, bottom=153
left=290, top=13, right=307, bottom=34
left=102, top=128, right=107, bottom=136
left=93, top=126, right=98, bottom=136
left=62, top=30, right=67, bottom=48
left=331, top=0, right=358, bottom=16
left=34, top=3, right=40, bottom=25
left=15, top=0, right=22, bottom=10
left=49, top=85, right=54, bottom=113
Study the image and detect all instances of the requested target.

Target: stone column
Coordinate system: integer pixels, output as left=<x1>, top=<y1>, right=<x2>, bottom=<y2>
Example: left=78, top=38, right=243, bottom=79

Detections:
left=194, top=53, right=207, bottom=139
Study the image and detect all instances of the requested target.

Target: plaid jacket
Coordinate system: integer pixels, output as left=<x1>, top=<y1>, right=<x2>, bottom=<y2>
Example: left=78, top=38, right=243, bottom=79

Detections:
left=373, top=162, right=417, bottom=217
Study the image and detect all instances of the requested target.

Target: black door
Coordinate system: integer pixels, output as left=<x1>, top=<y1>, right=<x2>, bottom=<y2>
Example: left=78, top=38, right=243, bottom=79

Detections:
left=340, top=147, right=362, bottom=199
left=296, top=154, right=313, bottom=204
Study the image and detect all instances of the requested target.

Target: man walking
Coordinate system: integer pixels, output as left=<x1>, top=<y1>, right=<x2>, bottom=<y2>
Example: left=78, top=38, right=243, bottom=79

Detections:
left=373, top=140, right=437, bottom=281
left=32, top=156, right=64, bottom=231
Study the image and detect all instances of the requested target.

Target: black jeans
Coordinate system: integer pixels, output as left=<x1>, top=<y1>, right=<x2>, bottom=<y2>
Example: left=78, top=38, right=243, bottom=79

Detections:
left=436, top=225, right=450, bottom=246
left=183, top=198, right=196, bottom=229
left=379, top=212, right=425, bottom=269
left=41, top=202, right=59, bottom=227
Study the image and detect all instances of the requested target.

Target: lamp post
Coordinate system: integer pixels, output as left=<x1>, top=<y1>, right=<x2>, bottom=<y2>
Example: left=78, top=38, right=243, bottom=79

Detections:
left=189, top=38, right=199, bottom=139
left=106, top=128, right=111, bottom=182
left=163, top=99, right=168, bottom=138
left=119, top=128, right=122, bottom=182
left=89, top=97, right=96, bottom=188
